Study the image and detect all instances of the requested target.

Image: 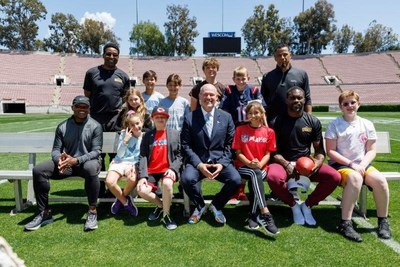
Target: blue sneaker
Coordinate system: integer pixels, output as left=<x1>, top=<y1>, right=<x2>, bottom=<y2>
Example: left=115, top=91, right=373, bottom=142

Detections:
left=124, top=196, right=138, bottom=217
left=188, top=206, right=206, bottom=224
left=111, top=198, right=123, bottom=215
left=209, top=204, right=226, bottom=224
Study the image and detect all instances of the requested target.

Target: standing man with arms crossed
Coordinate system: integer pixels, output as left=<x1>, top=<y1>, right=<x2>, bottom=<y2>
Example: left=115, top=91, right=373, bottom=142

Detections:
left=181, top=84, right=241, bottom=225
left=261, top=44, right=312, bottom=125
left=24, top=96, right=103, bottom=231
left=83, top=43, right=130, bottom=197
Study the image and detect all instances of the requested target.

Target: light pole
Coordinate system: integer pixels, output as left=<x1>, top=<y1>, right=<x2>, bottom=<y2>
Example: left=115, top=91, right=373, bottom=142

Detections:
left=222, top=0, right=224, bottom=32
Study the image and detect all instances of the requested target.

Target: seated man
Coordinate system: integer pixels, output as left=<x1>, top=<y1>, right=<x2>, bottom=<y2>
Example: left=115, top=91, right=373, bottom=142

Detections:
left=267, top=86, right=341, bottom=226
left=24, top=96, right=103, bottom=231
left=181, top=84, right=241, bottom=225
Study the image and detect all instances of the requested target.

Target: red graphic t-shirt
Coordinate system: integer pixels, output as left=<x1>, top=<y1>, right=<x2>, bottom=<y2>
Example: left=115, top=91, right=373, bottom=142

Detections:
left=232, top=124, right=276, bottom=170
left=148, top=130, right=169, bottom=174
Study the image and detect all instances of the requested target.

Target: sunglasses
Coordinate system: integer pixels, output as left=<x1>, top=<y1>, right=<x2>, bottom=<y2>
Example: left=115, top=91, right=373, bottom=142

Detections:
left=341, top=101, right=357, bottom=107
left=105, top=52, right=119, bottom=57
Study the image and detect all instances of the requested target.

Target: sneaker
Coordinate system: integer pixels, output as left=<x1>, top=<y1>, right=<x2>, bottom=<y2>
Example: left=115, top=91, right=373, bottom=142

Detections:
left=257, top=213, right=280, bottom=235
left=237, top=192, right=248, bottom=201
left=124, top=196, right=138, bottom=216
left=188, top=206, right=206, bottom=224
left=111, top=198, right=123, bottom=215
left=338, top=220, right=362, bottom=242
left=161, top=214, right=177, bottom=230
left=84, top=211, right=98, bottom=231
left=24, top=211, right=53, bottom=231
left=148, top=206, right=163, bottom=221
left=245, top=215, right=260, bottom=230
left=377, top=218, right=392, bottom=239
left=291, top=203, right=305, bottom=225
left=300, top=202, right=316, bottom=226
left=209, top=204, right=226, bottom=224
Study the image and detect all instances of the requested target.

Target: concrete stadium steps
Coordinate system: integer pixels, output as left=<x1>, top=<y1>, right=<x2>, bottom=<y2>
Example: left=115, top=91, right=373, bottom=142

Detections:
left=320, top=53, right=400, bottom=84
left=290, top=56, right=329, bottom=85
left=131, top=57, right=196, bottom=86
left=0, top=51, right=60, bottom=84
left=0, top=84, right=54, bottom=105
left=63, top=54, right=102, bottom=85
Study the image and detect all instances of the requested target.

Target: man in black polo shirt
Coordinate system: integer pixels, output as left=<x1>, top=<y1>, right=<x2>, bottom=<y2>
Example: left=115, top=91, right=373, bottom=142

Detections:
left=261, top=44, right=312, bottom=124
left=83, top=43, right=130, bottom=196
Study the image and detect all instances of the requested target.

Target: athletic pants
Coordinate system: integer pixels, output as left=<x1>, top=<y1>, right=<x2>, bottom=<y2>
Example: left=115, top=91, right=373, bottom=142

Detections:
left=32, top=159, right=101, bottom=211
left=267, top=163, right=341, bottom=207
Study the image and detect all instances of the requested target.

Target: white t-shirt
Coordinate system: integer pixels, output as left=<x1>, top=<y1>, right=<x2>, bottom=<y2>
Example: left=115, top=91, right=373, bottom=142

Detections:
left=325, top=116, right=377, bottom=165
left=159, top=96, right=190, bottom=131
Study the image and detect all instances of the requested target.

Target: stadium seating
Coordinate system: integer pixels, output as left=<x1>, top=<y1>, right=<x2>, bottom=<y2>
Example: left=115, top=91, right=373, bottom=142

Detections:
left=321, top=53, right=400, bottom=84
left=0, top=51, right=60, bottom=84
left=0, top=50, right=399, bottom=113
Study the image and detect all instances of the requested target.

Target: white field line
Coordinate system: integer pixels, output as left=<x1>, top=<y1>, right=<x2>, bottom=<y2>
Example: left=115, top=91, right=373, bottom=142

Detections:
left=309, top=184, right=400, bottom=254
left=18, top=126, right=55, bottom=133
left=353, top=215, right=400, bottom=254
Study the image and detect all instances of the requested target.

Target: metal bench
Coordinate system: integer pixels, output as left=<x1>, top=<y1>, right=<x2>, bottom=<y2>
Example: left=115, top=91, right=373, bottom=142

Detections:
left=1, top=132, right=398, bottom=217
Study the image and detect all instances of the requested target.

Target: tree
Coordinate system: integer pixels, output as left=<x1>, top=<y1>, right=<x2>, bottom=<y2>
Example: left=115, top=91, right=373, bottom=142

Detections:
left=242, top=4, right=292, bottom=56
left=79, top=18, right=119, bottom=55
left=292, top=0, right=336, bottom=55
left=353, top=20, right=399, bottom=53
left=129, top=21, right=166, bottom=56
left=332, top=24, right=355, bottom=53
left=164, top=4, right=199, bottom=56
left=43, top=12, right=81, bottom=53
left=0, top=0, right=47, bottom=50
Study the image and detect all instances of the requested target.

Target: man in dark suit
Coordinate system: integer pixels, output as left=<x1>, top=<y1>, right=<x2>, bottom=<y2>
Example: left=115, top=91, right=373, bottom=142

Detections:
left=181, top=84, right=241, bottom=225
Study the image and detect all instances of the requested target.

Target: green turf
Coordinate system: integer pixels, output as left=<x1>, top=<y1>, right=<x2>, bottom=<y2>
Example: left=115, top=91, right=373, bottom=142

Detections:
left=0, top=112, right=399, bottom=266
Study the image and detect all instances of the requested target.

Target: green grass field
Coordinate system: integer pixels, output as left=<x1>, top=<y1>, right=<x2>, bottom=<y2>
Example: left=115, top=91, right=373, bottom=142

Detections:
left=0, top=112, right=399, bottom=267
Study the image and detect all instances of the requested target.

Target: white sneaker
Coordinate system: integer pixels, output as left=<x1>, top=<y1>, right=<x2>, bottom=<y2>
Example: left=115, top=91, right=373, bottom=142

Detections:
left=291, top=203, right=305, bottom=225
left=301, top=202, right=316, bottom=226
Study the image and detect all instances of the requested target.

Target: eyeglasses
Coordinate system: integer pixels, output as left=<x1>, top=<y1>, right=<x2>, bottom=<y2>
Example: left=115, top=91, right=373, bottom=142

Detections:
left=105, top=53, right=119, bottom=57
left=341, top=101, right=357, bottom=107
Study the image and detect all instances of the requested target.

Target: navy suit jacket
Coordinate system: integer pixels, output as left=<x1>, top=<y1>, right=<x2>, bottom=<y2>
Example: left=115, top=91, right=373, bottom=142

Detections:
left=181, top=108, right=235, bottom=168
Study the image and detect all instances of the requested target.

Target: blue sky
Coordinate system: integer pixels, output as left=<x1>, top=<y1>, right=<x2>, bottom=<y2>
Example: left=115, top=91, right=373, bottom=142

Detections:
left=37, top=0, right=400, bottom=56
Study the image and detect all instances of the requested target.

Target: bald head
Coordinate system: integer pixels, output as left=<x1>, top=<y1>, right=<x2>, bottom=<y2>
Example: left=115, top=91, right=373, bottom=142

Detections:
left=199, top=84, right=218, bottom=112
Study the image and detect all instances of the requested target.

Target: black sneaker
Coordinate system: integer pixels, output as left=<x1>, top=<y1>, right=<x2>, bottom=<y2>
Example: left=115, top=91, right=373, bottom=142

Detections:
left=161, top=214, right=177, bottom=230
left=24, top=211, right=53, bottom=231
left=257, top=213, right=280, bottom=235
left=84, top=211, right=98, bottom=231
left=245, top=214, right=259, bottom=231
left=148, top=206, right=163, bottom=221
left=377, top=218, right=392, bottom=239
left=338, top=220, right=362, bottom=242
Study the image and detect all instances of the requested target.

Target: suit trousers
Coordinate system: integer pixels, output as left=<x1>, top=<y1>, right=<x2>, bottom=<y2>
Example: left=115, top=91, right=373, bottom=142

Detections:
left=181, top=163, right=241, bottom=210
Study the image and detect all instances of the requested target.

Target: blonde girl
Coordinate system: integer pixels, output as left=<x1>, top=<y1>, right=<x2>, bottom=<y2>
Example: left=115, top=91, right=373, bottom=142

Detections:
left=106, top=113, right=143, bottom=216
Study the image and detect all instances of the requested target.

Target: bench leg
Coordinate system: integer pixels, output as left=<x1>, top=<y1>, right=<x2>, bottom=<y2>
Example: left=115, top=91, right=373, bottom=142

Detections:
left=357, top=185, right=368, bottom=218
left=183, top=191, right=190, bottom=218
left=26, top=180, right=36, bottom=205
left=10, top=180, right=34, bottom=215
